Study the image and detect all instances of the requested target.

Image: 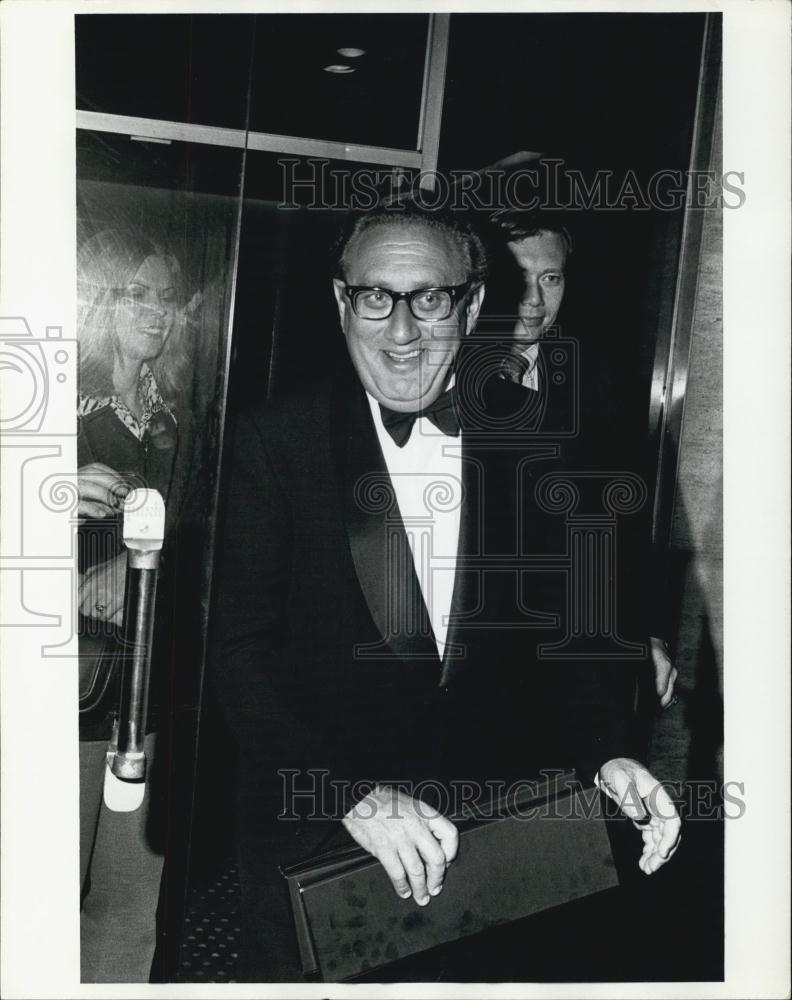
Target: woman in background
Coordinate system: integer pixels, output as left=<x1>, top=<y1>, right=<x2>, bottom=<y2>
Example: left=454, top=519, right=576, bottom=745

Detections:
left=76, top=228, right=192, bottom=982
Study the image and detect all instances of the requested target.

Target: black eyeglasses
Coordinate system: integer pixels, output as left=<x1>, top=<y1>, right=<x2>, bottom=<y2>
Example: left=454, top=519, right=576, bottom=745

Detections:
left=343, top=282, right=474, bottom=322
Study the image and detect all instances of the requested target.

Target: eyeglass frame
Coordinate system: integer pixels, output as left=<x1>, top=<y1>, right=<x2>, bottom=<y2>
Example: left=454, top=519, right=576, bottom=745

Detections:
left=341, top=281, right=476, bottom=322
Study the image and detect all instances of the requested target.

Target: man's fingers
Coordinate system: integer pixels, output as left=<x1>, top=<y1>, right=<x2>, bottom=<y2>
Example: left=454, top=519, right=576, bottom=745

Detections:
left=427, top=812, right=459, bottom=865
left=601, top=770, right=647, bottom=822
left=656, top=816, right=682, bottom=859
left=659, top=668, right=679, bottom=706
left=398, top=843, right=429, bottom=905
left=599, top=760, right=682, bottom=876
left=377, top=848, right=411, bottom=899
left=602, top=764, right=674, bottom=824
left=643, top=848, right=668, bottom=875
left=645, top=780, right=680, bottom=825
left=415, top=830, right=448, bottom=896
left=636, top=816, right=681, bottom=874
left=342, top=791, right=457, bottom=904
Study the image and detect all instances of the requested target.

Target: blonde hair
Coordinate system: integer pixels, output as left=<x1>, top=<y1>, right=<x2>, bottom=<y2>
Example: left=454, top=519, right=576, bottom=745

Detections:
left=77, top=228, right=191, bottom=405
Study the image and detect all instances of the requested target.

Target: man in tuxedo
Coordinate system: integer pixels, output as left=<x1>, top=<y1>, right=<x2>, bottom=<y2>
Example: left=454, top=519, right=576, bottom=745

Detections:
left=211, top=203, right=681, bottom=982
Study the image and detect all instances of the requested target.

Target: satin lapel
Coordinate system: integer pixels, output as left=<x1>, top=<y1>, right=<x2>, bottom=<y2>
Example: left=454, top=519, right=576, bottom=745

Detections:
left=331, top=376, right=440, bottom=664
left=439, top=428, right=477, bottom=688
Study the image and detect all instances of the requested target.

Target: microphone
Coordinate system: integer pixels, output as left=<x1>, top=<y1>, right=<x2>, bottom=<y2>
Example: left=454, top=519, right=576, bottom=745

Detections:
left=105, top=489, right=165, bottom=793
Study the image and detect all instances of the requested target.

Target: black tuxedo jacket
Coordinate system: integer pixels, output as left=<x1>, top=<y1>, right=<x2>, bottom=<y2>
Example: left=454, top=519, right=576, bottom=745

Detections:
left=210, top=360, right=641, bottom=842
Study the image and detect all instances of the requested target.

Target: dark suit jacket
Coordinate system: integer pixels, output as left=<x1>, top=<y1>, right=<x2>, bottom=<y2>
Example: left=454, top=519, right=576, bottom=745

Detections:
left=210, top=358, right=642, bottom=849
left=473, top=335, right=660, bottom=645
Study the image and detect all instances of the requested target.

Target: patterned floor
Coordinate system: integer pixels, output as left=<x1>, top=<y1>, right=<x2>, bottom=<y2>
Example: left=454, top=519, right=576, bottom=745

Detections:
left=175, top=859, right=241, bottom=983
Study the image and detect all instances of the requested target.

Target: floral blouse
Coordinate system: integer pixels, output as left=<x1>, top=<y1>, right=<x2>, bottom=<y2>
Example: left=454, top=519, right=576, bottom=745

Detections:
left=77, top=363, right=177, bottom=441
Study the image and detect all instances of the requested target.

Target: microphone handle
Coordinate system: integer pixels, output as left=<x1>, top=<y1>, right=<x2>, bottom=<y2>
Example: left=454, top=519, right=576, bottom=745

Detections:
left=110, top=559, right=160, bottom=780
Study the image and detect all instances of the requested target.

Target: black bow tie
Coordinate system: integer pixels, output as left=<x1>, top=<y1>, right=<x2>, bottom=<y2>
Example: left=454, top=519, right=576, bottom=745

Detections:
left=379, top=387, right=459, bottom=447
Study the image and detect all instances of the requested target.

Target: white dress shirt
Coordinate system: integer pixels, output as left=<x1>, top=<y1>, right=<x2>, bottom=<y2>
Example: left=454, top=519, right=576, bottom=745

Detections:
left=366, top=392, right=462, bottom=659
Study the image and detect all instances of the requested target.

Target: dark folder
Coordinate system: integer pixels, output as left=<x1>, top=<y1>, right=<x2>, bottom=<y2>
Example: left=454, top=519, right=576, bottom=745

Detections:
left=281, top=771, right=619, bottom=981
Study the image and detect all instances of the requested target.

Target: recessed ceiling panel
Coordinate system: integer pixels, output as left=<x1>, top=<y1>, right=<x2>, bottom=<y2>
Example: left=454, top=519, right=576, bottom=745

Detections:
left=248, top=14, right=429, bottom=151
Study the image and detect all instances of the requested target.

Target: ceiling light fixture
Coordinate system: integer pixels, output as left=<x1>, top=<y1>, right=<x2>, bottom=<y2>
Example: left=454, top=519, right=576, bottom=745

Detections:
left=323, top=64, right=355, bottom=74
left=337, top=47, right=365, bottom=58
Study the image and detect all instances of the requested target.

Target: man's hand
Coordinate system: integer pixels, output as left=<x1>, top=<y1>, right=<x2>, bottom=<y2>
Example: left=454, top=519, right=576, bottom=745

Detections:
left=650, top=636, right=678, bottom=708
left=77, top=462, right=130, bottom=519
left=596, top=758, right=681, bottom=874
left=342, top=786, right=459, bottom=905
left=79, top=551, right=128, bottom=625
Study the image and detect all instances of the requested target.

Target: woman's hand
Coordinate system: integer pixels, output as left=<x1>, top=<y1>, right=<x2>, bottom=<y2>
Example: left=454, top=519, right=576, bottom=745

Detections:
left=79, top=551, right=128, bottom=625
left=77, top=462, right=131, bottom=519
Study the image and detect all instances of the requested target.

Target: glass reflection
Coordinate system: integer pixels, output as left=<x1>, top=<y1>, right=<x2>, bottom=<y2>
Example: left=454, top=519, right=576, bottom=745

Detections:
left=76, top=132, right=245, bottom=983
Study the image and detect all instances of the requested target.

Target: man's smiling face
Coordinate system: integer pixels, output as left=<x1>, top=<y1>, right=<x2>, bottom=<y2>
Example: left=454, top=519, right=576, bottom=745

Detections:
left=333, top=221, right=484, bottom=413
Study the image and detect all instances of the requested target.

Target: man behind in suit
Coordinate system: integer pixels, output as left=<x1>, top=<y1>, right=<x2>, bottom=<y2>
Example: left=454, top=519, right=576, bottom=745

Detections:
left=488, top=209, right=678, bottom=709
left=210, top=203, right=681, bottom=982
left=488, top=210, right=569, bottom=389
